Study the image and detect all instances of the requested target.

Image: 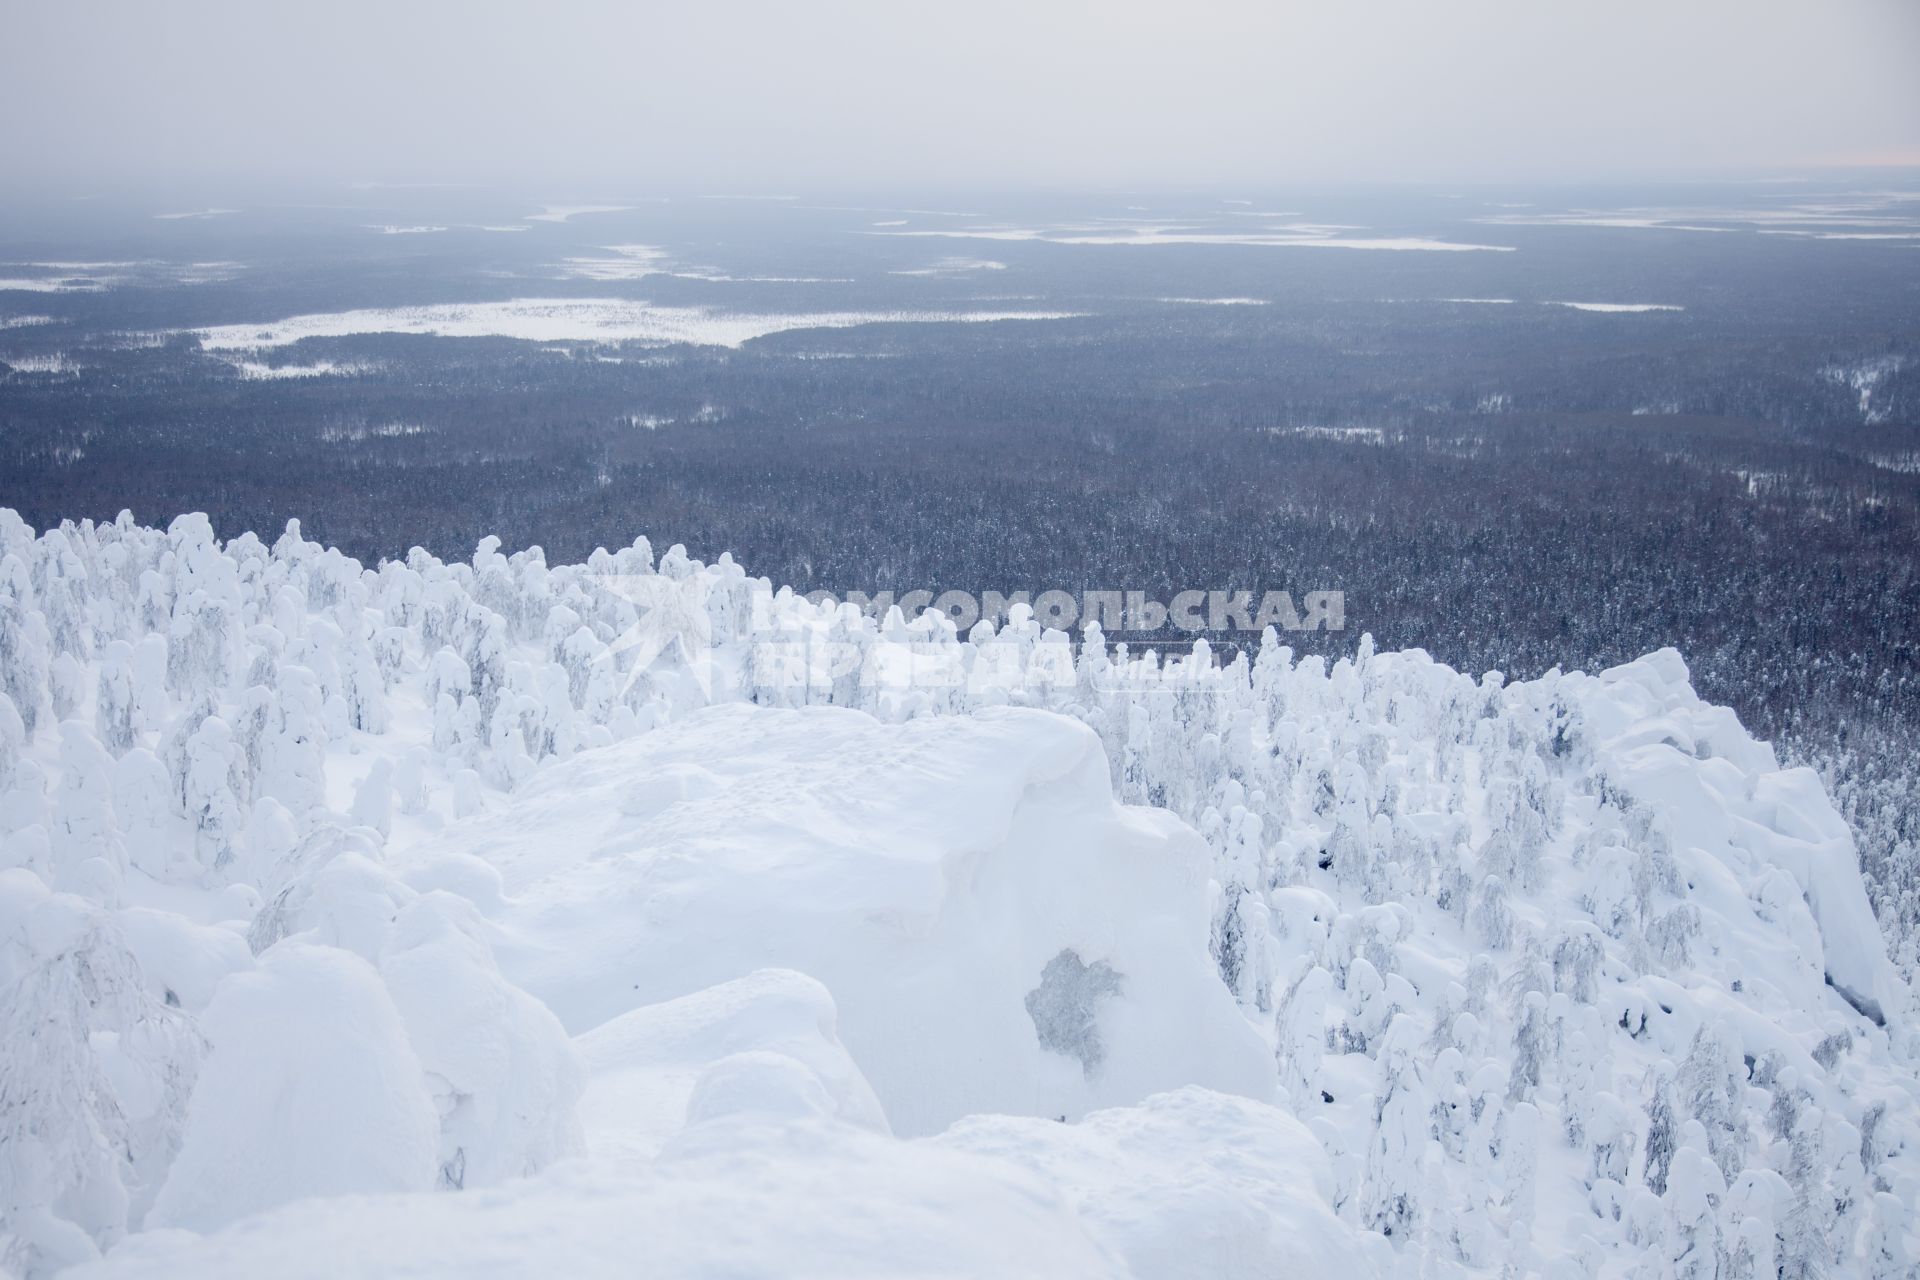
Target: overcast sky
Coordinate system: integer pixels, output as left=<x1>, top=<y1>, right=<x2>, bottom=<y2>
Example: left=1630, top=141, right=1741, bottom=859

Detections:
left=6, top=0, right=1918, bottom=191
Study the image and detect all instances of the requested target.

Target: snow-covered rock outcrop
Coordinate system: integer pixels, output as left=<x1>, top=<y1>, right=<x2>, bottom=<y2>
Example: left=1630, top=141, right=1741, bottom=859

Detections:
left=401, top=701, right=1273, bottom=1134
left=1579, top=649, right=1903, bottom=1027
left=1, top=508, right=1914, bottom=1278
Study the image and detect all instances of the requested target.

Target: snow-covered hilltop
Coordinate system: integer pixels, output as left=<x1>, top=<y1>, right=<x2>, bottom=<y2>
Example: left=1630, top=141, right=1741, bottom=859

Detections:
left=0, top=509, right=1914, bottom=1278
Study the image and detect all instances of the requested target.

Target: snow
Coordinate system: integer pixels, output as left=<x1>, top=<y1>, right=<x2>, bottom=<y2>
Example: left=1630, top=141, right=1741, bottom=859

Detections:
left=0, top=261, right=242, bottom=293
left=874, top=227, right=1515, bottom=252
left=168, top=262, right=244, bottom=285
left=0, top=277, right=104, bottom=294
left=70, top=1117, right=1132, bottom=1280
left=147, top=942, right=442, bottom=1233
left=524, top=204, right=644, bottom=223
left=938, top=1087, right=1381, bottom=1279
left=70, top=960, right=1371, bottom=1279
left=556, top=244, right=669, bottom=281
left=1762, top=231, right=1920, bottom=241
left=378, top=892, right=586, bottom=1187
left=1581, top=651, right=1903, bottom=1025
left=111, top=906, right=251, bottom=1012
left=575, top=968, right=889, bottom=1160
left=188, top=299, right=1083, bottom=351
left=661, top=269, right=849, bottom=283
left=1546, top=301, right=1685, bottom=313
left=1280, top=425, right=1387, bottom=444
left=221, top=358, right=378, bottom=380
left=3, top=354, right=86, bottom=374
left=484, top=243, right=847, bottom=285
left=398, top=702, right=1275, bottom=1134
left=1, top=508, right=1915, bottom=1277
left=1822, top=355, right=1905, bottom=423
left=887, top=256, right=1009, bottom=277
left=1477, top=198, right=1920, bottom=237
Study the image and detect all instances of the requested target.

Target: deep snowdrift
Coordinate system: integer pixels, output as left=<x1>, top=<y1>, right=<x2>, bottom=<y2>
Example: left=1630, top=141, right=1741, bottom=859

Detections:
left=0, top=509, right=1914, bottom=1278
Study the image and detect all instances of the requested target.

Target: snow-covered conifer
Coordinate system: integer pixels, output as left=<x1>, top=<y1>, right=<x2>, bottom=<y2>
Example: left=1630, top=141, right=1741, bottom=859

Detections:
left=182, top=717, right=245, bottom=877
left=49, top=651, right=85, bottom=724
left=351, top=760, right=393, bottom=839
left=393, top=747, right=428, bottom=816
left=130, top=633, right=168, bottom=736
left=94, top=641, right=138, bottom=756
left=51, top=723, right=126, bottom=901
left=1778, top=1110, right=1829, bottom=1280
left=0, top=692, right=23, bottom=788
left=340, top=631, right=389, bottom=735
left=257, top=665, right=327, bottom=824
left=113, top=748, right=174, bottom=881
left=1508, top=991, right=1548, bottom=1102
left=0, top=898, right=201, bottom=1270
left=1503, top=1100, right=1541, bottom=1278
left=0, top=574, right=53, bottom=736
left=1278, top=965, right=1332, bottom=1106
left=1210, top=805, right=1270, bottom=1009
left=1643, top=1066, right=1679, bottom=1196
left=1679, top=1021, right=1747, bottom=1183
left=1665, top=1125, right=1727, bottom=1280
left=1469, top=874, right=1514, bottom=950
left=1863, top=1190, right=1911, bottom=1280
left=1361, top=1014, right=1428, bottom=1244
left=451, top=768, right=483, bottom=819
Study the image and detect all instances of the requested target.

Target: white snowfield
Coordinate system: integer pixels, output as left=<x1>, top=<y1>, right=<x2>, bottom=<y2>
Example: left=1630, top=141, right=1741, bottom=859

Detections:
left=0, top=509, right=1913, bottom=1278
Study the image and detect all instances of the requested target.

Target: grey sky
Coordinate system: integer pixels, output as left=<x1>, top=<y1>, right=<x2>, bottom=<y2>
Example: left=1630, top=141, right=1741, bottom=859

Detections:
left=6, top=0, right=1918, bottom=190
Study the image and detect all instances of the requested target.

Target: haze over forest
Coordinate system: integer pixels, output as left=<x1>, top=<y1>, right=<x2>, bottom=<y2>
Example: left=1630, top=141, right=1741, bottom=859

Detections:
left=4, top=0, right=1919, bottom=191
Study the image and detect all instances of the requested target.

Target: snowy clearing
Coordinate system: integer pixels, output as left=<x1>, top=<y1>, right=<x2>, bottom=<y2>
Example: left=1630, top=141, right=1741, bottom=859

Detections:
left=874, top=227, right=1516, bottom=252
left=187, top=299, right=1083, bottom=351
left=1546, top=302, right=1686, bottom=314
left=887, top=257, right=1009, bottom=277
left=0, top=276, right=104, bottom=293
left=2, top=354, right=85, bottom=374
left=0, top=262, right=242, bottom=293
left=221, top=358, right=380, bottom=380
left=524, top=204, right=647, bottom=223
left=555, top=244, right=670, bottom=281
